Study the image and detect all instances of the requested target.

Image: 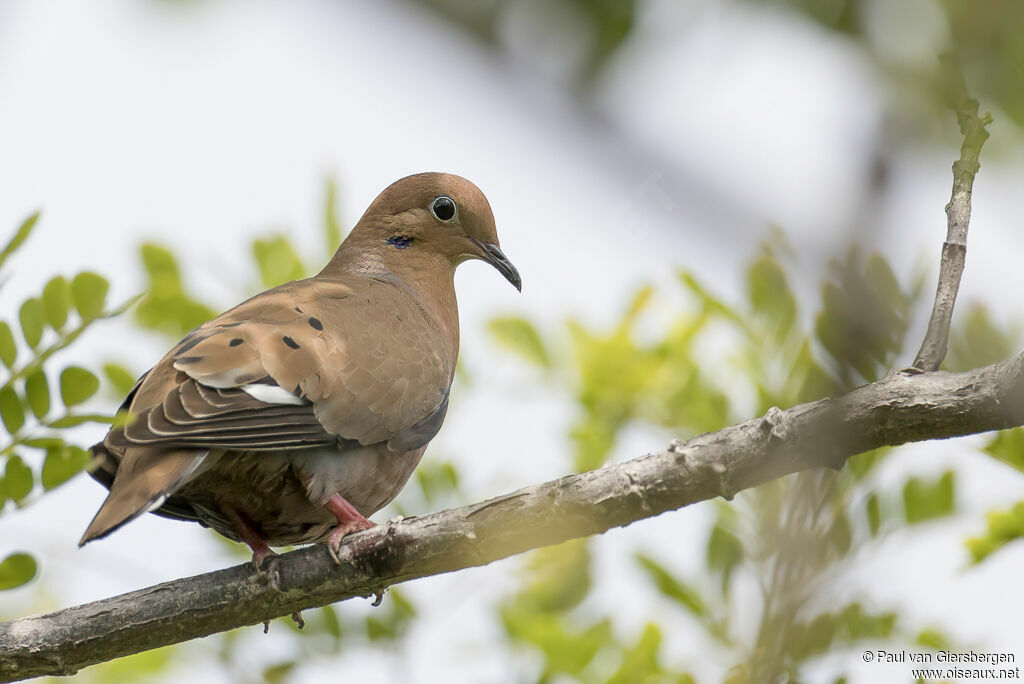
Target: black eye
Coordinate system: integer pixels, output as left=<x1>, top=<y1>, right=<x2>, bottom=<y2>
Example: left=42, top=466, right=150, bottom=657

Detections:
left=430, top=196, right=457, bottom=222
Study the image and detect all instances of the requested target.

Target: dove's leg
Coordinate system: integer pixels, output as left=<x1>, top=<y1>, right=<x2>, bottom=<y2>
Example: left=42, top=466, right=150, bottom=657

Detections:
left=325, top=493, right=376, bottom=557
left=221, top=504, right=275, bottom=569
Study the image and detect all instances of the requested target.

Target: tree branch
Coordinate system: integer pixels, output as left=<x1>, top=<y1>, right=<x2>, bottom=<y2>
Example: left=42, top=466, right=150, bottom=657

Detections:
left=4, top=354, right=1024, bottom=682
left=912, top=53, right=994, bottom=371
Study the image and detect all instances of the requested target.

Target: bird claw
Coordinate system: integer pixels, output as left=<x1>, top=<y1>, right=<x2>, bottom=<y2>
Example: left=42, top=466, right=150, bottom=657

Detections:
left=261, top=611, right=304, bottom=634
left=326, top=518, right=376, bottom=564
left=252, top=552, right=283, bottom=592
left=371, top=589, right=386, bottom=607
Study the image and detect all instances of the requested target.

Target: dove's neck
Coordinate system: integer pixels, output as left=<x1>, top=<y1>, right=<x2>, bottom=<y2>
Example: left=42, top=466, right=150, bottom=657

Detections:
left=323, top=245, right=461, bottom=372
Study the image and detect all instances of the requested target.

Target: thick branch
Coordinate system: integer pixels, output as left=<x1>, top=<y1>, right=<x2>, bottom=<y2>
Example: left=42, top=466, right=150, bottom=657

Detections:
left=913, top=54, right=993, bottom=371
left=4, top=354, right=1024, bottom=681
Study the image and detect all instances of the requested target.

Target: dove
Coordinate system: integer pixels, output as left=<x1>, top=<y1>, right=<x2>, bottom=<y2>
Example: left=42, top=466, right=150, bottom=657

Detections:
left=80, top=172, right=520, bottom=565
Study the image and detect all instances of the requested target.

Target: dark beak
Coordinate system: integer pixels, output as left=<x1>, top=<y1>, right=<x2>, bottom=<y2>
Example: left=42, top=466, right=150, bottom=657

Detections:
left=476, top=241, right=521, bottom=292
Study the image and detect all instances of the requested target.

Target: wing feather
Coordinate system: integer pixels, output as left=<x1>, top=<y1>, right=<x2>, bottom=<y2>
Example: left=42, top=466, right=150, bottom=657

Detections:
left=109, top=275, right=453, bottom=453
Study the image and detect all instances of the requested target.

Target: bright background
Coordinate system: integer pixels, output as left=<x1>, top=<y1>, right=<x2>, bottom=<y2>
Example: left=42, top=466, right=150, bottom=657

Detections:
left=2, top=1, right=1024, bottom=682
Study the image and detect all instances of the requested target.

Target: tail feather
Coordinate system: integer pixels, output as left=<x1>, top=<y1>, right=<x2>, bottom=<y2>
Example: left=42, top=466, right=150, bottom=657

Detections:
left=79, top=448, right=207, bottom=546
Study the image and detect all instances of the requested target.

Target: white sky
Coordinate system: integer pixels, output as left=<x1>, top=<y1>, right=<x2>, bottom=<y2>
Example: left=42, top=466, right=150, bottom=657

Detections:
left=2, top=0, right=1024, bottom=682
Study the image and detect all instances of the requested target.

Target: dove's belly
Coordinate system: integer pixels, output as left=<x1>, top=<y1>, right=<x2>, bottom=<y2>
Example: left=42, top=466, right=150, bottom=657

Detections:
left=175, top=444, right=425, bottom=547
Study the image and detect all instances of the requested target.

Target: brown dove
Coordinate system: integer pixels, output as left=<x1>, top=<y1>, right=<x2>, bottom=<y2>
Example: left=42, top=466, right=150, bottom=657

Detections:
left=80, top=172, right=520, bottom=565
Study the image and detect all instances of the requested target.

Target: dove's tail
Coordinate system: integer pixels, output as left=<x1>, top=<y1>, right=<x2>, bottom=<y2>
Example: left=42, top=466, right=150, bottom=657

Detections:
left=79, top=447, right=207, bottom=546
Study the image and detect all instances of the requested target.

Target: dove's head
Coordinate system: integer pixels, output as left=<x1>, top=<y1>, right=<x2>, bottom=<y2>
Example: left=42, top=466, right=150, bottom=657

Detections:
left=339, top=172, right=521, bottom=291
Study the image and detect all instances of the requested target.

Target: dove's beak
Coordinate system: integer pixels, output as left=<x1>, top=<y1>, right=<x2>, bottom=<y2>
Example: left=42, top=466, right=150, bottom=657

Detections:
left=474, top=240, right=521, bottom=292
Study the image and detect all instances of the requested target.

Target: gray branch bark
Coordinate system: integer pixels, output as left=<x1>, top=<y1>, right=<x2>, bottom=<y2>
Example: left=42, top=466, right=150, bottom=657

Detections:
left=912, top=54, right=993, bottom=371
left=4, top=353, right=1024, bottom=682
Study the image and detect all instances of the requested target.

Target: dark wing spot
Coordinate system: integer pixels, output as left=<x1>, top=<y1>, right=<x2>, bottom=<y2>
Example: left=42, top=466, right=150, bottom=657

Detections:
left=295, top=307, right=304, bottom=314
left=177, top=335, right=207, bottom=354
left=229, top=338, right=244, bottom=347
left=176, top=356, right=203, bottom=364
left=308, top=317, right=323, bottom=331
left=282, top=336, right=300, bottom=349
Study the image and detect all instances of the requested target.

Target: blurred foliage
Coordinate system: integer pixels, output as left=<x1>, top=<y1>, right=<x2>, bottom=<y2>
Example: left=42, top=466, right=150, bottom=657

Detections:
left=485, top=234, right=1024, bottom=682
left=409, top=0, right=1024, bottom=138
left=406, top=0, right=636, bottom=88
left=0, top=213, right=137, bottom=595
left=944, top=303, right=1018, bottom=372
left=776, top=0, right=1024, bottom=130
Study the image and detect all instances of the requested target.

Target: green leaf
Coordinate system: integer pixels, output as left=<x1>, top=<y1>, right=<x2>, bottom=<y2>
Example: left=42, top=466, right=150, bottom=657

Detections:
left=916, top=627, right=952, bottom=650
left=135, top=243, right=217, bottom=338
left=18, top=298, right=44, bottom=348
left=41, top=276, right=71, bottom=330
left=252, top=235, right=307, bottom=289
left=0, top=386, right=25, bottom=433
left=747, top=252, right=796, bottom=342
left=846, top=447, right=887, bottom=479
left=59, top=366, right=100, bottom=406
left=515, top=540, right=592, bottom=614
left=501, top=607, right=612, bottom=679
left=966, top=500, right=1024, bottom=564
left=41, top=446, right=90, bottom=490
left=678, top=271, right=747, bottom=328
left=0, top=212, right=40, bottom=271
left=982, top=428, right=1024, bottom=473
left=262, top=662, right=296, bottom=684
left=71, top=272, right=109, bottom=320
left=21, top=437, right=65, bottom=449
left=0, top=552, right=37, bottom=590
left=415, top=460, right=460, bottom=503
left=103, top=362, right=138, bottom=397
left=323, top=176, right=344, bottom=257
left=487, top=316, right=551, bottom=368
left=635, top=553, right=705, bottom=616
left=865, top=492, right=881, bottom=536
left=606, top=623, right=693, bottom=684
left=903, top=470, right=955, bottom=524
left=320, top=605, right=343, bottom=641
left=49, top=413, right=113, bottom=428
left=90, top=644, right=175, bottom=682
left=945, top=304, right=1016, bottom=372
left=23, top=369, right=50, bottom=419
left=4, top=455, right=33, bottom=502
left=834, top=602, right=896, bottom=641
left=814, top=249, right=912, bottom=383
left=0, top=322, right=16, bottom=368
left=707, top=519, right=743, bottom=592
left=364, top=587, right=416, bottom=642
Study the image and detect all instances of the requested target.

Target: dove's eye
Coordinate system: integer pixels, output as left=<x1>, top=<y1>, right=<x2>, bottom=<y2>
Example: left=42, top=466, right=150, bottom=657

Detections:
left=430, top=196, right=457, bottom=222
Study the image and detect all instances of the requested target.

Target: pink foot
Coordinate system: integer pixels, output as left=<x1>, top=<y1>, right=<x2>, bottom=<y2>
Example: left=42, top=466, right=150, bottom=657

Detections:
left=221, top=504, right=277, bottom=573
left=325, top=493, right=376, bottom=561
left=250, top=542, right=276, bottom=571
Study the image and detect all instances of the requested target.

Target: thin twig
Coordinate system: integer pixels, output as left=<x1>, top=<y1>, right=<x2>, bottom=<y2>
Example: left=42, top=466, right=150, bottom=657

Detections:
left=3, top=352, right=1024, bottom=681
left=912, top=53, right=994, bottom=371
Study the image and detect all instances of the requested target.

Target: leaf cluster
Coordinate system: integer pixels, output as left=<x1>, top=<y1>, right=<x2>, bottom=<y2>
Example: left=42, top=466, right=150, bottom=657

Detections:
left=487, top=236, right=986, bottom=682
left=0, top=214, right=134, bottom=594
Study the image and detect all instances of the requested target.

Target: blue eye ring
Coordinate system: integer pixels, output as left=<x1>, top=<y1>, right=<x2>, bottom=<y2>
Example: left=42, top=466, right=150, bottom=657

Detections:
left=430, top=196, right=457, bottom=222
left=387, top=236, right=413, bottom=249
